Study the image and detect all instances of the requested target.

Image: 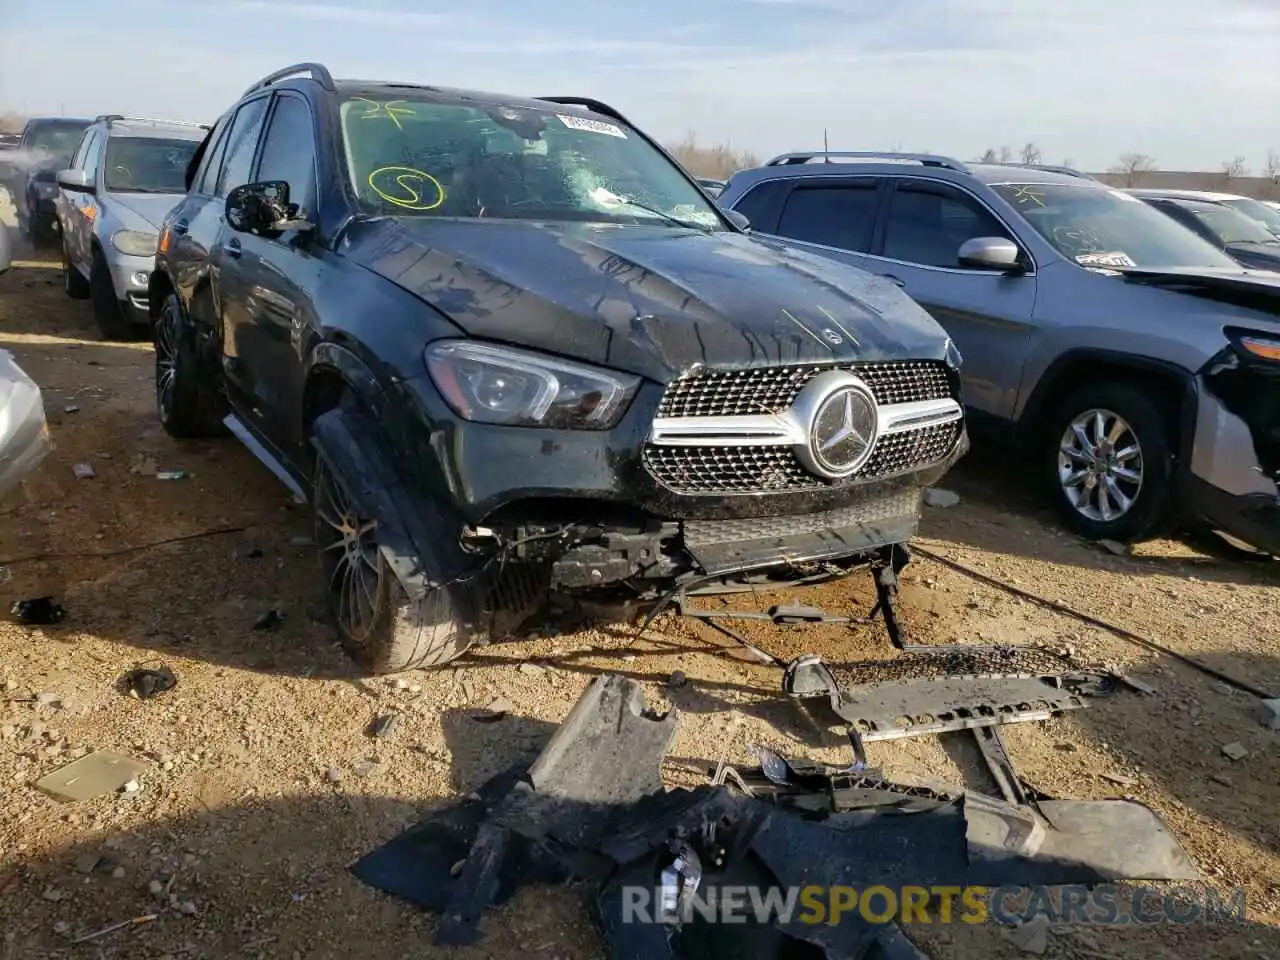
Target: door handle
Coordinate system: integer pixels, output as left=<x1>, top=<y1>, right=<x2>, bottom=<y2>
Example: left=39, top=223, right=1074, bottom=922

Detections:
left=222, top=238, right=241, bottom=258
left=878, top=273, right=906, bottom=287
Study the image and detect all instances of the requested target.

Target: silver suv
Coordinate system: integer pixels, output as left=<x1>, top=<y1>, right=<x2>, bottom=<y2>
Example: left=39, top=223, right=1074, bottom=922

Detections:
left=55, top=115, right=207, bottom=339
left=719, top=152, right=1280, bottom=556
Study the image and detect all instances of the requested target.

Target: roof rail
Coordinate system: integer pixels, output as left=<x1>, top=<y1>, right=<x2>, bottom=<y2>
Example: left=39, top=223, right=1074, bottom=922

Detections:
left=241, top=62, right=336, bottom=98
left=94, top=114, right=209, bottom=128
left=535, top=96, right=629, bottom=125
left=979, top=161, right=1097, bottom=181
left=764, top=151, right=970, bottom=173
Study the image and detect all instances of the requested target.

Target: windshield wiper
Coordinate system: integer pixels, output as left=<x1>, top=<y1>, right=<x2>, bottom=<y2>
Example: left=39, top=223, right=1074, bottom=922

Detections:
left=612, top=196, right=711, bottom=231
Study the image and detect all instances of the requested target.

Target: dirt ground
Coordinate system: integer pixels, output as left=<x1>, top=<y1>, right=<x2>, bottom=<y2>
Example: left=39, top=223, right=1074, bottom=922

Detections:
left=1, top=201, right=1278, bottom=960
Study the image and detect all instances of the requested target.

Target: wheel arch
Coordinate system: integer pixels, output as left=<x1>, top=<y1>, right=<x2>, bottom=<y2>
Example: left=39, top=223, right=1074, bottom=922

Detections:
left=303, top=341, right=388, bottom=437
left=1018, top=348, right=1198, bottom=459
left=147, top=267, right=176, bottom=321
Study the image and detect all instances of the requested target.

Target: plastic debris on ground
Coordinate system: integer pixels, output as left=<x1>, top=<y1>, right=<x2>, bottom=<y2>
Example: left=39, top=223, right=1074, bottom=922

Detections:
left=120, top=665, right=178, bottom=700
left=34, top=751, right=149, bottom=802
left=9, top=596, right=66, bottom=625
left=351, top=674, right=1197, bottom=959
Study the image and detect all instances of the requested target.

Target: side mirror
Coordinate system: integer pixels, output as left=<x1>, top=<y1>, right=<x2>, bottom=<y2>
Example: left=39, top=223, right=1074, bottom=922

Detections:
left=56, top=168, right=94, bottom=193
left=958, top=236, right=1023, bottom=271
left=225, top=180, right=312, bottom=236
left=724, top=209, right=751, bottom=231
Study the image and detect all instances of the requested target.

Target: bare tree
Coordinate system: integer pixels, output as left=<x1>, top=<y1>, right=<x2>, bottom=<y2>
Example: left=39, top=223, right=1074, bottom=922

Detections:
left=1221, top=156, right=1249, bottom=183
left=978, top=148, right=1000, bottom=163
left=998, top=146, right=1013, bottom=163
left=1108, top=152, right=1158, bottom=187
left=1020, top=142, right=1043, bottom=165
left=1262, top=148, right=1280, bottom=182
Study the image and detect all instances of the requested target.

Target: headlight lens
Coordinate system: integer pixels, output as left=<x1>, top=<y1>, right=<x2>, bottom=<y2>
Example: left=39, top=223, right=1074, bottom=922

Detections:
left=425, top=340, right=640, bottom=429
left=1239, top=334, right=1280, bottom=363
left=111, top=229, right=158, bottom=257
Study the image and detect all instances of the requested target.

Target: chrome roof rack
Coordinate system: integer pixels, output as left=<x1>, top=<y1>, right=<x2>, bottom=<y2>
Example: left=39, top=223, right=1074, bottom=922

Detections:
left=764, top=151, right=971, bottom=173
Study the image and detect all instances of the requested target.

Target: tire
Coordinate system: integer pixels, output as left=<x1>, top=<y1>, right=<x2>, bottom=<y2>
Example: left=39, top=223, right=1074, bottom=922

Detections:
left=312, top=449, right=473, bottom=674
left=62, top=240, right=90, bottom=299
left=154, top=292, right=228, bottom=438
left=90, top=250, right=133, bottom=341
left=1043, top=382, right=1173, bottom=543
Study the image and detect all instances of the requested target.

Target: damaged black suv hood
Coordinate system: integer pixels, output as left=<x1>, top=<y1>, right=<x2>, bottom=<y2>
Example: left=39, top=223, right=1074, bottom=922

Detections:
left=342, top=218, right=952, bottom=383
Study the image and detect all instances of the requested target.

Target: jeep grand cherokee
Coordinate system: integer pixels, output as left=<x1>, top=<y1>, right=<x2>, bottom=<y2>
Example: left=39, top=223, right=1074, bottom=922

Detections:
left=149, top=64, right=968, bottom=674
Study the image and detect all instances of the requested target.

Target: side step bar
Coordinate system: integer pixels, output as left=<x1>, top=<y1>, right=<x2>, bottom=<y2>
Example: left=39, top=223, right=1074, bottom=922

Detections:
left=223, top=414, right=308, bottom=504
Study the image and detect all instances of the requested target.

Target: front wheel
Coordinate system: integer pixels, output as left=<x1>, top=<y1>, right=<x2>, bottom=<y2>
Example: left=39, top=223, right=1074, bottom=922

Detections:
left=312, top=453, right=474, bottom=674
left=62, top=240, right=90, bottom=299
left=90, top=250, right=133, bottom=341
left=1043, top=383, right=1173, bottom=543
left=155, top=292, right=227, bottom=438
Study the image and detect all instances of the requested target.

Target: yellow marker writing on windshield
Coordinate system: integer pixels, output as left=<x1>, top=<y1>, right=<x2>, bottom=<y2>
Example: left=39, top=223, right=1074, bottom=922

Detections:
left=368, top=166, right=444, bottom=211
left=351, top=97, right=416, bottom=130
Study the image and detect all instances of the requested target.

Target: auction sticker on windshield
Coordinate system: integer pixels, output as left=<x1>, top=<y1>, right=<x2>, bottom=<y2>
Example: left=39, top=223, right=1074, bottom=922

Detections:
left=557, top=114, right=627, bottom=138
left=1076, top=251, right=1136, bottom=268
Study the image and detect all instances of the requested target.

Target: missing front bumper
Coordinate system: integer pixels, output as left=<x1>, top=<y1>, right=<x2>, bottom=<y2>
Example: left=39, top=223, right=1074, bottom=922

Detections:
left=681, top=486, right=921, bottom=575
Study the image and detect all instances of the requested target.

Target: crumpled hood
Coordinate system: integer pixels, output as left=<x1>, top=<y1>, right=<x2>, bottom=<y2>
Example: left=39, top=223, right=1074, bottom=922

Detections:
left=107, top=192, right=186, bottom=232
left=341, top=218, right=952, bottom=383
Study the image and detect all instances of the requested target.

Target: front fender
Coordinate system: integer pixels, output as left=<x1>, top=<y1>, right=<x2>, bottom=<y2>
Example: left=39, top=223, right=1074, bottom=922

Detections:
left=307, top=340, right=388, bottom=420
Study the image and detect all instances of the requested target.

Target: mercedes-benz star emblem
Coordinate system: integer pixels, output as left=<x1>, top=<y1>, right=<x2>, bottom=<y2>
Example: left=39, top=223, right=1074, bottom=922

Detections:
left=791, top=371, right=880, bottom=480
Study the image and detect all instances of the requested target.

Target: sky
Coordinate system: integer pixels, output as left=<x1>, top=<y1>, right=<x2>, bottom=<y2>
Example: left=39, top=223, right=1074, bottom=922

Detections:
left=2, top=0, right=1279, bottom=173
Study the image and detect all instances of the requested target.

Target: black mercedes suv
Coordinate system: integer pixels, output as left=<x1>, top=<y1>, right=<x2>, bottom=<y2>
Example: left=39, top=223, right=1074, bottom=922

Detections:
left=150, top=63, right=968, bottom=674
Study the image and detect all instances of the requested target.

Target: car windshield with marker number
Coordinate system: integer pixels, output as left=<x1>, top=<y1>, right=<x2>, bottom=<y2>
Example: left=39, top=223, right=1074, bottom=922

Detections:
left=991, top=182, right=1240, bottom=270
left=337, top=96, right=725, bottom=229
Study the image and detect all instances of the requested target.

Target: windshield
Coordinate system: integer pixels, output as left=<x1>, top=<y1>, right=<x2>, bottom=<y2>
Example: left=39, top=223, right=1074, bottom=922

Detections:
left=337, top=97, right=725, bottom=230
left=991, top=182, right=1240, bottom=270
left=104, top=136, right=201, bottom=193
left=1180, top=202, right=1278, bottom=245
left=25, top=122, right=88, bottom=159
left=1219, top=197, right=1280, bottom=236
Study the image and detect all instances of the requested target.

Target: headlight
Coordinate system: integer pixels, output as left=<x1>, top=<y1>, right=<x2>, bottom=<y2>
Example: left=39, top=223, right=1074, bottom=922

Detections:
left=111, top=229, right=158, bottom=257
left=1225, top=328, right=1280, bottom=364
left=944, top=337, right=964, bottom=370
left=425, top=340, right=640, bottom=429
left=1238, top=335, right=1280, bottom=363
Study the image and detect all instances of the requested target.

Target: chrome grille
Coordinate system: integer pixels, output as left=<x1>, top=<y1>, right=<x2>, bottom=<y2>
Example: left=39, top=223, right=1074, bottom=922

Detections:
left=643, top=421, right=961, bottom=495
left=656, top=360, right=954, bottom=419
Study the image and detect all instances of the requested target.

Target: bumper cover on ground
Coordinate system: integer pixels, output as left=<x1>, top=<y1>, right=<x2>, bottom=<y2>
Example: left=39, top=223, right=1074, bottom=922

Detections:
left=1185, top=473, right=1280, bottom=557
left=0, top=349, right=51, bottom=501
left=352, top=674, right=1197, bottom=958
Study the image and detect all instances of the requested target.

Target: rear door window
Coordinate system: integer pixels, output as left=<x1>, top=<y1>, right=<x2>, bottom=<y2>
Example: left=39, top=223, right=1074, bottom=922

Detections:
left=774, top=181, right=880, bottom=252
